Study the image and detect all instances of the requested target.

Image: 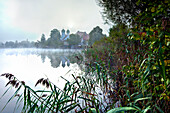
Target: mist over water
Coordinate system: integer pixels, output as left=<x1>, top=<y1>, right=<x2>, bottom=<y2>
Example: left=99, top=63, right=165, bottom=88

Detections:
left=0, top=48, right=83, bottom=113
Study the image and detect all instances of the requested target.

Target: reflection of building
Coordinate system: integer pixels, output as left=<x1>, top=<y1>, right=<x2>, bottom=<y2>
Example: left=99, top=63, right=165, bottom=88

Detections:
left=61, top=56, right=70, bottom=68
left=40, top=52, right=74, bottom=68
left=76, top=31, right=89, bottom=46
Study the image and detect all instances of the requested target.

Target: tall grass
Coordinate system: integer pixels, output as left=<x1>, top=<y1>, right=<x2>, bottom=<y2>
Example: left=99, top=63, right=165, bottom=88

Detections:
left=1, top=22, right=169, bottom=113
left=1, top=28, right=169, bottom=113
left=1, top=70, right=112, bottom=113
left=1, top=30, right=169, bottom=113
left=85, top=23, right=169, bottom=112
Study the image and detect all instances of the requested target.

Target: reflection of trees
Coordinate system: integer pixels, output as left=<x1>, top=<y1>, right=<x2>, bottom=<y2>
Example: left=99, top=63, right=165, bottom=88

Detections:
left=41, top=54, right=46, bottom=63
left=37, top=51, right=82, bottom=68
left=48, top=54, right=61, bottom=68
left=4, top=49, right=83, bottom=69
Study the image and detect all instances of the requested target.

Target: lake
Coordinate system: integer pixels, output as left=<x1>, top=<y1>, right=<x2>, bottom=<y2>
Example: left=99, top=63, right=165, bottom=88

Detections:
left=0, top=48, right=83, bottom=113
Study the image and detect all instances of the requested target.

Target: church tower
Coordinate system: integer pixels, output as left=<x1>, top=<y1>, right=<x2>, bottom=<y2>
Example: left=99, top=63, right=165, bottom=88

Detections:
left=61, top=29, right=65, bottom=40
left=66, top=29, right=70, bottom=35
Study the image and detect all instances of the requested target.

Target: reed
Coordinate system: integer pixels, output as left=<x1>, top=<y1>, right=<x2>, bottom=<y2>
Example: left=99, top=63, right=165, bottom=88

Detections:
left=1, top=18, right=169, bottom=113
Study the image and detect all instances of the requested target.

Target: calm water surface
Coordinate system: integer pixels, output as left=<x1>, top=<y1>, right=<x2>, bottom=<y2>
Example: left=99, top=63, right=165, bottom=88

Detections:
left=0, top=48, right=83, bottom=113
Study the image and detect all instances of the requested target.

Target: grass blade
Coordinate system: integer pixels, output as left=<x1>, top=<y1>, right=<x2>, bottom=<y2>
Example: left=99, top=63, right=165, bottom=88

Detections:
left=107, top=107, right=137, bottom=113
left=1, top=85, right=22, bottom=112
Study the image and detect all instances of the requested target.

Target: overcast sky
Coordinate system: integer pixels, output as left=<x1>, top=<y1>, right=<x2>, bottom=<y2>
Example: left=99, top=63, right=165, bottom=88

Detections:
left=0, top=0, right=111, bottom=42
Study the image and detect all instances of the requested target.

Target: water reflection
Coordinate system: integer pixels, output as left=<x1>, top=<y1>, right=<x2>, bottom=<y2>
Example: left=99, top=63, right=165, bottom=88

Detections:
left=3, top=49, right=82, bottom=68
left=38, top=50, right=82, bottom=68
left=0, top=48, right=83, bottom=113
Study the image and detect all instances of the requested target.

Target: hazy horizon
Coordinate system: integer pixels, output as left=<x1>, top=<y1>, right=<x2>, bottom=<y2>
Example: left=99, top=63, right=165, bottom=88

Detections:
left=0, top=0, right=111, bottom=43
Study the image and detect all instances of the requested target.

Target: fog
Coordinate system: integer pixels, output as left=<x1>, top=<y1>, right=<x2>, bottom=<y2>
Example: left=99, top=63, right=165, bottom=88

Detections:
left=0, top=0, right=110, bottom=42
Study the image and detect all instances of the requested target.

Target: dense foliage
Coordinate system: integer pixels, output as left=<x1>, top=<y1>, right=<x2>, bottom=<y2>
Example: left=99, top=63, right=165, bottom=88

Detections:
left=0, top=26, right=106, bottom=49
left=88, top=26, right=106, bottom=46
left=0, top=0, right=169, bottom=113
left=98, top=0, right=137, bottom=24
left=67, top=34, right=81, bottom=46
left=85, top=0, right=170, bottom=112
left=36, top=26, right=106, bottom=48
left=0, top=40, right=35, bottom=48
left=97, top=0, right=169, bottom=25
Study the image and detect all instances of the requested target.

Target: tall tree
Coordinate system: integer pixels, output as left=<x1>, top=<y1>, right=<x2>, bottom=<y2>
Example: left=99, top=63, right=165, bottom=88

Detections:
left=41, top=34, right=46, bottom=43
left=88, top=26, right=105, bottom=46
left=5, top=41, right=15, bottom=48
left=39, top=34, right=46, bottom=48
left=67, top=34, right=81, bottom=46
left=47, top=29, right=61, bottom=48
left=97, top=0, right=139, bottom=24
left=50, top=29, right=61, bottom=40
left=97, top=0, right=169, bottom=25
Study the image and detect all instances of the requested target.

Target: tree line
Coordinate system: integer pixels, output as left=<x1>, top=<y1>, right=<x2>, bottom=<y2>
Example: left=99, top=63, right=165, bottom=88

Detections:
left=0, top=40, right=35, bottom=48
left=0, top=26, right=106, bottom=49
left=35, top=26, right=106, bottom=49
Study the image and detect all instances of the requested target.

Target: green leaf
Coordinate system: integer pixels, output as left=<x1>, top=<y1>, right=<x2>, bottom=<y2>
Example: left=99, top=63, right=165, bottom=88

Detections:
left=61, top=102, right=76, bottom=111
left=28, top=102, right=38, bottom=113
left=65, top=104, right=78, bottom=112
left=27, top=89, right=31, bottom=106
left=36, top=90, right=51, bottom=93
left=25, top=86, right=41, bottom=100
left=90, top=108, right=97, bottom=113
left=107, top=107, right=137, bottom=113
left=0, top=86, right=12, bottom=100
left=77, top=107, right=88, bottom=113
left=78, top=96, right=93, bottom=102
left=1, top=85, right=22, bottom=112
left=13, top=93, right=23, bottom=113
left=134, top=97, right=151, bottom=103
left=142, top=106, right=151, bottom=113
left=42, top=91, right=54, bottom=112
left=155, top=105, right=164, bottom=113
left=24, top=87, right=27, bottom=108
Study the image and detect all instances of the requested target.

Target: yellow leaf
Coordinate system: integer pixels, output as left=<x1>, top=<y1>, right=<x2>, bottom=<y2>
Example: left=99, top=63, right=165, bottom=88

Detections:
left=151, top=7, right=155, bottom=12
left=165, top=35, right=169, bottom=37
left=147, top=82, right=151, bottom=85
left=153, top=66, right=156, bottom=69
left=165, top=0, right=168, bottom=3
left=164, top=60, right=170, bottom=66
left=142, top=32, right=146, bottom=37
left=150, top=28, right=154, bottom=32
